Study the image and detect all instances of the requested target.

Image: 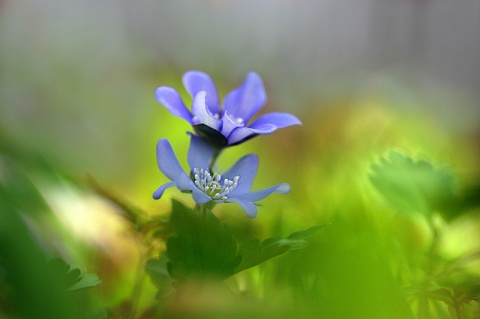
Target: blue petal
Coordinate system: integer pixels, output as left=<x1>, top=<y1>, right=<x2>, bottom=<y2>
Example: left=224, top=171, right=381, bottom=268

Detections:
left=223, top=72, right=266, bottom=124
left=192, top=186, right=212, bottom=204
left=226, top=198, right=258, bottom=218
left=176, top=172, right=194, bottom=192
left=220, top=111, right=244, bottom=137
left=155, top=87, right=193, bottom=123
left=182, top=71, right=220, bottom=115
left=192, top=91, right=222, bottom=130
left=223, top=154, right=258, bottom=195
left=153, top=181, right=176, bottom=199
left=230, top=183, right=290, bottom=202
left=227, top=124, right=277, bottom=146
left=187, top=133, right=215, bottom=170
left=176, top=170, right=211, bottom=204
left=249, top=112, right=302, bottom=129
left=156, top=139, right=185, bottom=181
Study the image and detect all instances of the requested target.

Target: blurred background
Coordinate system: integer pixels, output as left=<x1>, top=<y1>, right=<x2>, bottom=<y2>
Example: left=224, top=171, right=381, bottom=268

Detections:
left=1, top=0, right=480, bottom=318
left=1, top=0, right=479, bottom=190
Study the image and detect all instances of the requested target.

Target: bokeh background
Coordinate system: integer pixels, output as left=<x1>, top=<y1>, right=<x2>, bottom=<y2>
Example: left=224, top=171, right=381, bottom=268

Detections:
left=1, top=0, right=480, bottom=318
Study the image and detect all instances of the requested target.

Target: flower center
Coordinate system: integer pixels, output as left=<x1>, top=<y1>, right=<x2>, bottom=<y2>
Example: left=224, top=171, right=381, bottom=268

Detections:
left=193, top=168, right=240, bottom=200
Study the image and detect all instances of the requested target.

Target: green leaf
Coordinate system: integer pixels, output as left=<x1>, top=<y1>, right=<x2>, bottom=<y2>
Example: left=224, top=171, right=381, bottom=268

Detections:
left=232, top=239, right=289, bottom=274
left=421, top=288, right=454, bottom=305
left=287, top=225, right=328, bottom=241
left=0, top=191, right=83, bottom=318
left=166, top=200, right=241, bottom=280
left=370, top=151, right=457, bottom=220
left=0, top=157, right=52, bottom=217
left=145, top=257, right=170, bottom=288
left=47, top=258, right=82, bottom=290
left=66, top=274, right=101, bottom=292
left=46, top=258, right=101, bottom=292
left=457, top=183, right=480, bottom=214
left=233, top=225, right=326, bottom=274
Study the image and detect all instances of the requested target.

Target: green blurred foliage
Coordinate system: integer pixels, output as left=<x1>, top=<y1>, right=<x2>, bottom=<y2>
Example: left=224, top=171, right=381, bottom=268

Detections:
left=370, top=150, right=457, bottom=220
left=0, top=159, right=100, bottom=319
left=164, top=200, right=241, bottom=280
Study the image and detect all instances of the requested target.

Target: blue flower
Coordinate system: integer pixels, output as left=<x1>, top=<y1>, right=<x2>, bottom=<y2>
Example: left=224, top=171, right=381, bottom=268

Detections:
left=153, top=134, right=290, bottom=217
left=155, top=71, right=301, bottom=147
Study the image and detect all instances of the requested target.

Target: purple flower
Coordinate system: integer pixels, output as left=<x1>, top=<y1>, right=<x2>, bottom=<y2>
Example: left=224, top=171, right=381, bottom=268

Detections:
left=155, top=71, right=301, bottom=147
left=153, top=134, right=290, bottom=217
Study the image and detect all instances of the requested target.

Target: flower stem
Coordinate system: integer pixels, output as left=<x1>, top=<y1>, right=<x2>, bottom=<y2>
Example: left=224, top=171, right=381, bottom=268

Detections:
left=208, top=148, right=223, bottom=170
left=128, top=250, right=147, bottom=319
left=194, top=202, right=216, bottom=216
left=194, top=204, right=208, bottom=216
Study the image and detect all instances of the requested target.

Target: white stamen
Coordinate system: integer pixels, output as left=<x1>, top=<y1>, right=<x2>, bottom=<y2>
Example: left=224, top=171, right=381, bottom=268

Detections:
left=192, top=167, right=240, bottom=200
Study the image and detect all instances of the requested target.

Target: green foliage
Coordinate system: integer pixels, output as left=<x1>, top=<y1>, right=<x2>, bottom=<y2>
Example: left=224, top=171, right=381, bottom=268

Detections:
left=370, top=150, right=457, bottom=220
left=47, top=258, right=82, bottom=290
left=155, top=200, right=325, bottom=281
left=415, top=286, right=480, bottom=319
left=233, top=225, right=326, bottom=274
left=368, top=151, right=480, bottom=318
left=0, top=187, right=74, bottom=319
left=457, top=183, right=480, bottom=215
left=145, top=257, right=170, bottom=289
left=68, top=274, right=101, bottom=292
left=166, top=200, right=241, bottom=280
left=47, top=258, right=101, bottom=292
left=0, top=158, right=100, bottom=319
left=0, top=157, right=52, bottom=217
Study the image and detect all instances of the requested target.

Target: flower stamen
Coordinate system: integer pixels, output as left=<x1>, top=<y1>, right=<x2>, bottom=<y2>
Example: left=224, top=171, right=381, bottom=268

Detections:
left=193, top=168, right=240, bottom=200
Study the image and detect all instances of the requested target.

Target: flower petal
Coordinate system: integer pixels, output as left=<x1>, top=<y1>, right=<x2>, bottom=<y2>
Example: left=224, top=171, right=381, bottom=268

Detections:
left=192, top=91, right=222, bottom=130
left=223, top=72, right=266, bottom=123
left=230, top=183, right=290, bottom=202
left=226, top=198, right=258, bottom=218
left=176, top=172, right=194, bottom=191
left=227, top=124, right=277, bottom=146
left=176, top=171, right=211, bottom=204
left=249, top=112, right=301, bottom=130
left=223, top=154, right=258, bottom=195
left=156, top=139, right=185, bottom=181
left=182, top=71, right=220, bottom=115
left=187, top=133, right=215, bottom=170
left=192, top=186, right=212, bottom=204
left=220, top=111, right=244, bottom=138
left=153, top=181, right=176, bottom=200
left=155, top=87, right=193, bottom=123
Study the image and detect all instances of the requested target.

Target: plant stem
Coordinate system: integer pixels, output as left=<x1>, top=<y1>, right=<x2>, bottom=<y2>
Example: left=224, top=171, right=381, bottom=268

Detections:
left=194, top=202, right=216, bottom=216
left=208, top=148, right=223, bottom=170
left=456, top=306, right=463, bottom=319
left=128, top=249, right=147, bottom=319
left=425, top=215, right=443, bottom=276
left=194, top=204, right=208, bottom=216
